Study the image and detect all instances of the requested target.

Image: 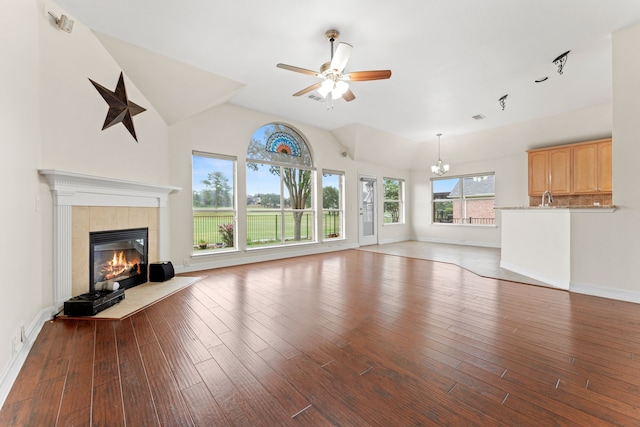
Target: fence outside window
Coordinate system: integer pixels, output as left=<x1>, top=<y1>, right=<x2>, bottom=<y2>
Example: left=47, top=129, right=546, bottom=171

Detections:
left=194, top=210, right=342, bottom=250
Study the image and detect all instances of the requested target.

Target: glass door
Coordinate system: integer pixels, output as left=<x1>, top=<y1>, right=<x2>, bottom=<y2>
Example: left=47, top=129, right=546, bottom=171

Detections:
left=359, top=175, right=378, bottom=246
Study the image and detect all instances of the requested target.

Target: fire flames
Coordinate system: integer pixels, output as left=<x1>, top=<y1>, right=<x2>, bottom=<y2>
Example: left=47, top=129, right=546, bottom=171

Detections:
left=101, top=251, right=140, bottom=280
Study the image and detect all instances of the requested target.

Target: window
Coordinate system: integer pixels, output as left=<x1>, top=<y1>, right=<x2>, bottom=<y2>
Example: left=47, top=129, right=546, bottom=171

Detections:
left=432, top=173, right=495, bottom=225
left=383, top=178, right=404, bottom=224
left=246, top=123, right=315, bottom=248
left=322, top=170, right=344, bottom=239
left=192, top=152, right=236, bottom=252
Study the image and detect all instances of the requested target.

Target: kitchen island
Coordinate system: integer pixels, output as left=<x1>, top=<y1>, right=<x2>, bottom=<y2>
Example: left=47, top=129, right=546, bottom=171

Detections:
left=497, top=206, right=615, bottom=289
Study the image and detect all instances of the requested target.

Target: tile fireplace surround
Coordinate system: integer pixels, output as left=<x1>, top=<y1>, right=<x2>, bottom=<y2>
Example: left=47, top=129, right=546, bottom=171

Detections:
left=39, top=170, right=180, bottom=308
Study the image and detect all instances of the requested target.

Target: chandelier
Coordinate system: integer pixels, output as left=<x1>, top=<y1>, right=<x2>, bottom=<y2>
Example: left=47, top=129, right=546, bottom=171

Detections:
left=431, top=133, right=449, bottom=176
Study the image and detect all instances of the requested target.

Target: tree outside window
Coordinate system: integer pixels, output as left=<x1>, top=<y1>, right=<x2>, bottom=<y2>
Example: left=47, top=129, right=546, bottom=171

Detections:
left=200, top=171, right=231, bottom=208
left=192, top=153, right=236, bottom=251
left=322, top=171, right=344, bottom=238
left=383, top=178, right=404, bottom=224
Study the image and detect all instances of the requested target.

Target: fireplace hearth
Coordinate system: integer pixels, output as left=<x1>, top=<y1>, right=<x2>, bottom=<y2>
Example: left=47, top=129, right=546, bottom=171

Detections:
left=90, top=227, right=148, bottom=293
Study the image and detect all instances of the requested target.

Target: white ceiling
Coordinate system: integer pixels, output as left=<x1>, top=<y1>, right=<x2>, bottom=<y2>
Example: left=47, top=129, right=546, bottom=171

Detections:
left=53, top=0, right=640, bottom=145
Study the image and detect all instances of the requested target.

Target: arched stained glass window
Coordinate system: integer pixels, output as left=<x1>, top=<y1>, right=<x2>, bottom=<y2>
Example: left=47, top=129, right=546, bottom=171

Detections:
left=246, top=123, right=315, bottom=248
left=246, top=123, right=313, bottom=166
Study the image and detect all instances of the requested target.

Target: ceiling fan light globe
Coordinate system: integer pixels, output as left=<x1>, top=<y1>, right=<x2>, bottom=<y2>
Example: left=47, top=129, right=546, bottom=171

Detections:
left=332, top=81, right=349, bottom=97
left=317, top=80, right=333, bottom=97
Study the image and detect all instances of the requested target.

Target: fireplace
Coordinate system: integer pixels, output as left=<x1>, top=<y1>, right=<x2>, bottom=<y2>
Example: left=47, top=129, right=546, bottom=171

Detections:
left=90, top=227, right=148, bottom=293
left=39, top=169, right=180, bottom=307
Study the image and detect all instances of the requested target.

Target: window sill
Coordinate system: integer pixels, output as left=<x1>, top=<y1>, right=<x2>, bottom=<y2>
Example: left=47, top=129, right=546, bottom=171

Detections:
left=245, top=240, right=318, bottom=252
left=191, top=247, right=239, bottom=257
left=322, top=236, right=346, bottom=242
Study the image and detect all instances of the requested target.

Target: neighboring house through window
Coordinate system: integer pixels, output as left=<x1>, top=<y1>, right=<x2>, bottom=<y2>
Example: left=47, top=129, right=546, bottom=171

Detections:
left=432, top=174, right=495, bottom=225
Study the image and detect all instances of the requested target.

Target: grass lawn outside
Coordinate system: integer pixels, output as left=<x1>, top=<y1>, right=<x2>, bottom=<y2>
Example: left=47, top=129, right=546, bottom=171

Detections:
left=193, top=209, right=342, bottom=250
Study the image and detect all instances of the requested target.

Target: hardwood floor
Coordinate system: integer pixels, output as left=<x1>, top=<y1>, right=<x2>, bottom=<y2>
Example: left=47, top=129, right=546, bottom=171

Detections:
left=2, top=249, right=640, bottom=426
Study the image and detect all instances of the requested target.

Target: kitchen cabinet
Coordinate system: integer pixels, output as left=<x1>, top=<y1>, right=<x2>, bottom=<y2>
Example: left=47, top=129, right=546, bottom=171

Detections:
left=572, top=138, right=612, bottom=194
left=528, top=146, right=571, bottom=196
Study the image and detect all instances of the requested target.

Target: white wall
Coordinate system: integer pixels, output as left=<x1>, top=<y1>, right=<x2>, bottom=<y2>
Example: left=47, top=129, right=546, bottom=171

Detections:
left=168, top=103, right=412, bottom=272
left=0, top=0, right=42, bottom=382
left=569, top=23, right=640, bottom=299
left=39, top=1, right=169, bottom=184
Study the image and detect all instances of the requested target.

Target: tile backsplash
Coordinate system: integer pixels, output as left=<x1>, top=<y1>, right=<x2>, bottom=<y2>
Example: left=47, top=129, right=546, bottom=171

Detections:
left=529, top=193, right=612, bottom=207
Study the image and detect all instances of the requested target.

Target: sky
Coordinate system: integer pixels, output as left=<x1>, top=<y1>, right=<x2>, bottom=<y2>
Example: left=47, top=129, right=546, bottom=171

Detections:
left=192, top=155, right=236, bottom=192
left=195, top=154, right=456, bottom=197
left=246, top=163, right=282, bottom=196
left=432, top=177, right=457, bottom=193
left=194, top=155, right=330, bottom=196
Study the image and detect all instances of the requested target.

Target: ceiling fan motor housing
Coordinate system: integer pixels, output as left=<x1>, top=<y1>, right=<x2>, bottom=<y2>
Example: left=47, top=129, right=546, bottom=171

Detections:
left=320, top=61, right=340, bottom=77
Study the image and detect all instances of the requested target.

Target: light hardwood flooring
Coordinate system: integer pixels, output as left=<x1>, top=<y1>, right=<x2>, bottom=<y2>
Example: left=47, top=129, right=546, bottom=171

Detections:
left=359, top=240, right=551, bottom=287
left=2, top=249, right=640, bottom=426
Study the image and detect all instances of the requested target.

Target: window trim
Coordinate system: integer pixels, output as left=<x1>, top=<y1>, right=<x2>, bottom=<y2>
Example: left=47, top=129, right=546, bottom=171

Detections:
left=245, top=122, right=316, bottom=250
left=191, top=151, right=238, bottom=254
left=321, top=169, right=345, bottom=240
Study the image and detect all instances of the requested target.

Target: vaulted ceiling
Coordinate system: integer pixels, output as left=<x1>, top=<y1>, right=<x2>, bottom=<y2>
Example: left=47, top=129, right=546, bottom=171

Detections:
left=53, top=0, right=640, bottom=149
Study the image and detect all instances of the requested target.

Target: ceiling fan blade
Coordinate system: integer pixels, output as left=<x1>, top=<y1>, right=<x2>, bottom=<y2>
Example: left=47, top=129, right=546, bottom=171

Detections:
left=345, top=70, right=392, bottom=81
left=293, top=82, right=323, bottom=97
left=330, top=42, right=353, bottom=72
left=342, top=88, right=356, bottom=102
left=277, top=63, right=320, bottom=77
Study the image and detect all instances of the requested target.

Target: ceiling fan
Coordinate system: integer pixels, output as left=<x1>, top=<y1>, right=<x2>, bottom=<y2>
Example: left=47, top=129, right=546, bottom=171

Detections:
left=276, top=30, right=392, bottom=103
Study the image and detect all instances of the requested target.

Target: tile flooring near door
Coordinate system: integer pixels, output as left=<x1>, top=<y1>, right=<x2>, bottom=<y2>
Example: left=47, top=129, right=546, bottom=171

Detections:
left=358, top=240, right=551, bottom=287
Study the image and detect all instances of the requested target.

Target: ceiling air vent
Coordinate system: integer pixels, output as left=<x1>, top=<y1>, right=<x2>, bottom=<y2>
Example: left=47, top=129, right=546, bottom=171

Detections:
left=472, top=114, right=486, bottom=120
left=307, top=94, right=324, bottom=102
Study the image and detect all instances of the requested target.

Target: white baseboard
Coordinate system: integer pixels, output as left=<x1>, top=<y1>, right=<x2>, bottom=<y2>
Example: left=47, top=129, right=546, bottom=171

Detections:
left=499, top=262, right=640, bottom=303
left=415, top=237, right=501, bottom=249
left=0, top=306, right=54, bottom=408
left=499, top=260, right=569, bottom=290
left=176, top=242, right=359, bottom=274
left=377, top=237, right=410, bottom=245
left=570, top=282, right=640, bottom=304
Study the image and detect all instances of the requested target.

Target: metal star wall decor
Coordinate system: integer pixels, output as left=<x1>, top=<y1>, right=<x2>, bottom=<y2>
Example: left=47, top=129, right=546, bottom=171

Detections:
left=89, top=72, right=146, bottom=142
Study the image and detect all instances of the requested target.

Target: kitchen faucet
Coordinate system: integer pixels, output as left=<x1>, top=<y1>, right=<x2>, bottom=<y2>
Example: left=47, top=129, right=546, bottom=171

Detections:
left=541, top=190, right=553, bottom=206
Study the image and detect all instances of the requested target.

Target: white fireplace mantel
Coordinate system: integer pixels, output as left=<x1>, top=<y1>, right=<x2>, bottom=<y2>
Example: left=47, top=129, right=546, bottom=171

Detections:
left=39, top=169, right=181, bottom=308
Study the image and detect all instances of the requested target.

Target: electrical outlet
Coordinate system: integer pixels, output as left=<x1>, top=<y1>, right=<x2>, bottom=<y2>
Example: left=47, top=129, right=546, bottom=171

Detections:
left=183, top=258, right=190, bottom=267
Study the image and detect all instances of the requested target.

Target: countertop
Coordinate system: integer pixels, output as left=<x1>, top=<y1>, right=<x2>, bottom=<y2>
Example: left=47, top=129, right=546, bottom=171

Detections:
left=496, top=205, right=616, bottom=211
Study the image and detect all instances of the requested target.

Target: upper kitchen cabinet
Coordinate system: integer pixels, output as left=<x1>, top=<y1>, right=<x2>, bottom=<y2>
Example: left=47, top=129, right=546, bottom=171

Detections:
left=572, top=138, right=612, bottom=194
left=528, top=146, right=571, bottom=196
